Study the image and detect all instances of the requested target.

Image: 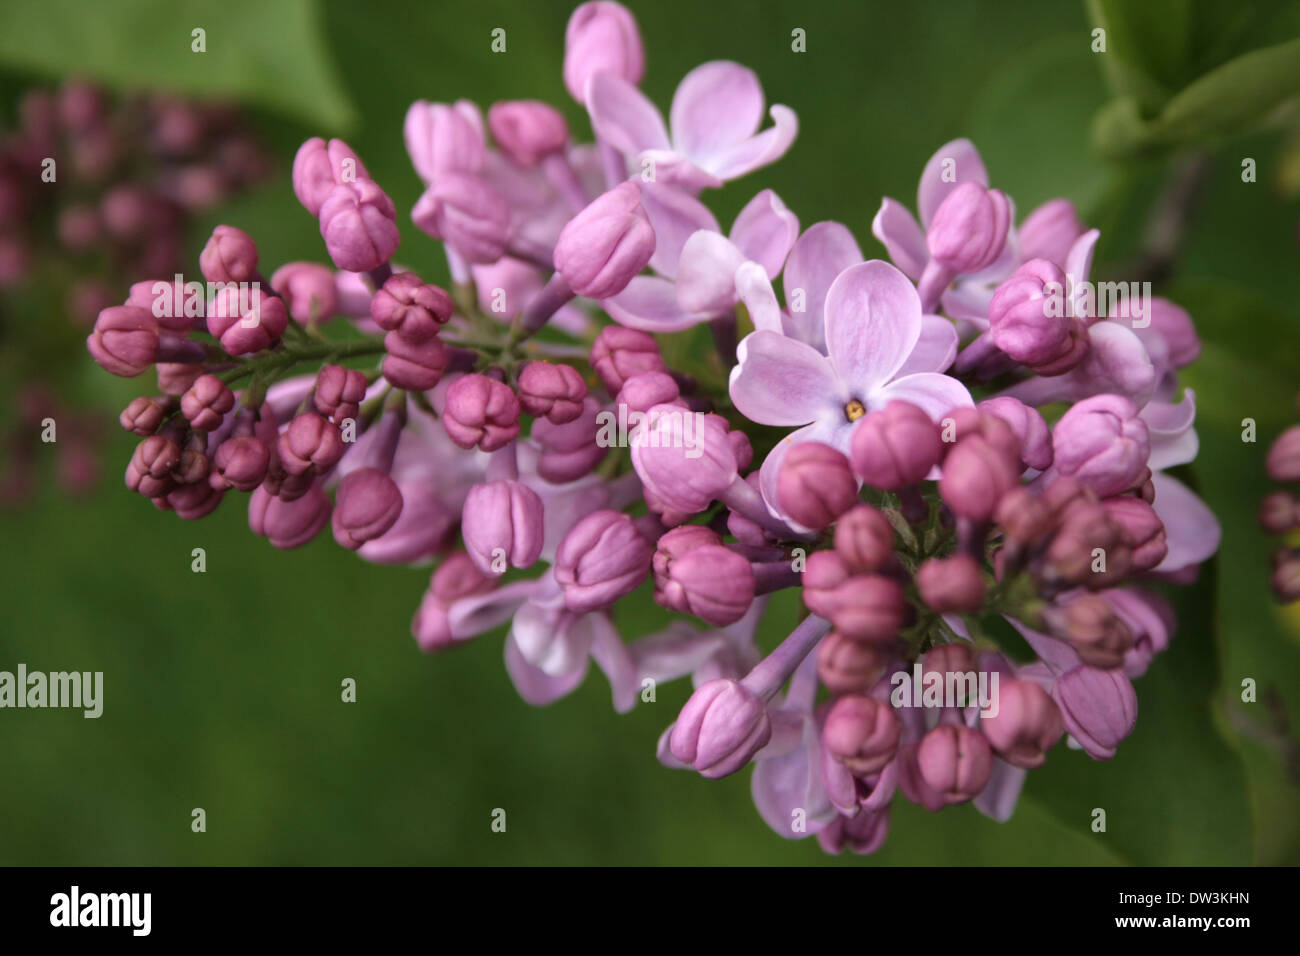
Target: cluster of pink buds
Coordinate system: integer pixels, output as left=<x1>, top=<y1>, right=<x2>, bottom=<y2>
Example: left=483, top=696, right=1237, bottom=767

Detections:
left=82, top=1, right=1222, bottom=855
left=1261, top=397, right=1300, bottom=602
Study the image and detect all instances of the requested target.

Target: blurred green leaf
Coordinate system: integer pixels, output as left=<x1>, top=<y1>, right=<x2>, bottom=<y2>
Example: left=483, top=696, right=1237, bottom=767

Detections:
left=0, top=0, right=354, bottom=129
left=1087, top=0, right=1193, bottom=115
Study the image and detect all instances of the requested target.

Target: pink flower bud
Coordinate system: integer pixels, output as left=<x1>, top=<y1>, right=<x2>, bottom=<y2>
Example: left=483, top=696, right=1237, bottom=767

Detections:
left=411, top=172, right=510, bottom=264
left=278, top=413, right=345, bottom=477
left=199, top=224, right=258, bottom=284
left=654, top=542, right=755, bottom=625
left=614, top=370, right=679, bottom=415
left=1271, top=552, right=1300, bottom=603
left=461, top=479, right=545, bottom=573
left=1018, top=198, right=1084, bottom=267
left=314, top=365, right=368, bottom=424
left=332, top=467, right=403, bottom=550
left=1101, top=496, right=1167, bottom=572
left=1267, top=425, right=1300, bottom=483
left=816, top=632, right=890, bottom=695
left=995, top=486, right=1052, bottom=546
left=927, top=182, right=1011, bottom=274
left=518, top=361, right=588, bottom=424
left=630, top=404, right=737, bottom=514
left=249, top=483, right=332, bottom=549
left=403, top=101, right=485, bottom=183
left=824, top=694, right=902, bottom=776
left=157, top=362, right=203, bottom=396
left=165, top=481, right=224, bottom=520
left=382, top=331, right=447, bottom=391
left=271, top=262, right=339, bottom=324
left=563, top=1, right=645, bottom=101
left=293, top=137, right=370, bottom=217
left=939, top=436, right=1019, bottom=522
left=1051, top=666, right=1137, bottom=760
left=850, top=400, right=942, bottom=490
left=369, top=272, right=453, bottom=343
left=669, top=678, right=769, bottom=779
left=181, top=374, right=235, bottom=431
left=833, top=504, right=894, bottom=573
left=1049, top=593, right=1134, bottom=670
left=442, top=374, right=521, bottom=450
left=531, top=397, right=608, bottom=481
left=916, top=724, right=993, bottom=805
left=488, top=100, right=569, bottom=166
left=777, top=441, right=858, bottom=530
left=119, top=396, right=167, bottom=436
left=1052, top=395, right=1150, bottom=498
left=210, top=436, right=271, bottom=492
left=553, top=181, right=655, bottom=299
left=589, top=325, right=664, bottom=393
left=981, top=678, right=1063, bottom=769
left=978, top=396, right=1053, bottom=471
left=125, top=435, right=180, bottom=497
left=802, top=552, right=906, bottom=643
left=319, top=181, right=400, bottom=273
left=555, top=509, right=654, bottom=613
left=1259, top=491, right=1298, bottom=535
left=207, top=286, right=289, bottom=355
left=916, top=554, right=985, bottom=613
left=989, top=258, right=1088, bottom=374
left=1146, top=298, right=1200, bottom=368
left=88, top=306, right=158, bottom=377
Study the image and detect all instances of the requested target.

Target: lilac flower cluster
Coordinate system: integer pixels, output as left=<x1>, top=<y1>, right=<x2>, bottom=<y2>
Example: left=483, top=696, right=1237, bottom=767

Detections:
left=1262, top=401, right=1300, bottom=602
left=84, top=2, right=1221, bottom=853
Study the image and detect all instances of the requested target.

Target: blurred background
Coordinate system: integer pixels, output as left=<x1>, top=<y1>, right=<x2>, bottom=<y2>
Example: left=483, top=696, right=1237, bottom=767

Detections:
left=1, top=0, right=1298, bottom=865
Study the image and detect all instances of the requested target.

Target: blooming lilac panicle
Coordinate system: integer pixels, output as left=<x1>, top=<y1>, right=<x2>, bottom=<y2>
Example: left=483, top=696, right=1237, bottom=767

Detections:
left=78, top=1, right=1222, bottom=858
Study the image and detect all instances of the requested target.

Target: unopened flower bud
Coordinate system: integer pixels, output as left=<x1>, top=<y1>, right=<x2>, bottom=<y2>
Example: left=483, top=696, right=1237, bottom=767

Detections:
left=849, top=400, right=941, bottom=490
left=927, top=182, right=1011, bottom=274
left=293, top=137, right=370, bottom=217
left=383, top=330, right=447, bottom=391
left=615, top=370, right=679, bottom=414
left=654, top=541, right=755, bottom=625
left=989, top=258, right=1088, bottom=374
left=120, top=396, right=167, bottom=436
left=833, top=504, right=894, bottom=573
left=939, top=436, right=1019, bottom=522
left=488, top=100, right=569, bottom=166
left=824, top=694, right=902, bottom=776
left=278, top=413, right=345, bottom=477
left=777, top=441, right=858, bottom=530
left=978, top=396, right=1052, bottom=471
left=461, top=479, right=545, bottom=574
left=332, top=467, right=403, bottom=550
left=181, top=374, right=235, bottom=431
left=563, top=1, right=646, bottom=102
left=630, top=405, right=737, bottom=514
left=319, top=181, right=400, bottom=273
left=249, top=483, right=332, bottom=549
left=1101, top=496, right=1167, bottom=572
left=1267, top=425, right=1300, bottom=482
left=669, top=678, right=769, bottom=779
left=207, top=286, right=289, bottom=355
left=270, top=262, right=339, bottom=324
left=370, top=272, right=453, bottom=343
left=553, top=181, right=655, bottom=300
left=916, top=724, right=993, bottom=805
left=519, top=361, right=588, bottom=423
left=555, top=509, right=654, bottom=613
left=590, top=325, right=664, bottom=393
left=411, top=172, right=510, bottom=264
left=916, top=554, right=985, bottom=613
left=1018, top=198, right=1084, bottom=267
left=816, top=632, right=890, bottom=695
left=1259, top=491, right=1298, bottom=534
left=314, top=365, right=368, bottom=424
left=88, top=306, right=158, bottom=377
left=1051, top=593, right=1134, bottom=669
left=210, top=435, right=271, bottom=492
left=1052, top=395, right=1151, bottom=497
left=442, top=374, right=521, bottom=450
left=981, top=678, right=1063, bottom=769
left=199, top=224, right=258, bottom=284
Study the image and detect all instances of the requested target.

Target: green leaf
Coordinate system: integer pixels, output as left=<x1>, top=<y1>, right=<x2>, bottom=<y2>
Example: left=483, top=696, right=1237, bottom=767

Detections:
left=1087, top=0, right=1194, bottom=115
left=0, top=0, right=354, bottom=129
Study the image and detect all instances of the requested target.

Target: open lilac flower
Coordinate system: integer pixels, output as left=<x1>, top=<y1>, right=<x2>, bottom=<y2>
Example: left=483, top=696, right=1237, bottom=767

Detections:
left=729, top=260, right=972, bottom=518
left=586, top=61, right=797, bottom=191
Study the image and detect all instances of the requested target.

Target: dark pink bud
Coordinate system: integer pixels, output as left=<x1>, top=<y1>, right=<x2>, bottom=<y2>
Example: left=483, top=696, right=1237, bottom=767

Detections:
left=803, top=552, right=906, bottom=643
left=1053, top=395, right=1150, bottom=497
left=816, top=633, right=890, bottom=695
left=314, top=365, right=368, bottom=424
left=181, top=374, right=235, bottom=431
left=615, top=370, right=678, bottom=415
left=989, top=258, right=1088, bottom=374
left=488, top=100, right=569, bottom=166
left=1259, top=491, right=1298, bottom=535
left=332, top=467, right=403, bottom=549
left=210, top=436, right=271, bottom=492
left=292, top=137, right=370, bottom=217
left=125, top=435, right=180, bottom=497
left=278, top=413, right=345, bottom=477
left=369, top=272, right=453, bottom=343
left=555, top=510, right=654, bottom=613
left=199, top=224, right=258, bottom=284
left=654, top=542, right=755, bottom=626
left=1101, top=496, right=1167, bottom=572
left=939, top=436, right=1019, bottom=522
left=250, top=483, right=332, bottom=549
left=271, top=262, right=339, bottom=324
left=119, top=396, right=168, bottom=436
left=849, top=400, right=942, bottom=490
left=442, top=374, right=521, bottom=450
left=88, top=306, right=158, bottom=377
left=411, top=172, right=510, bottom=264
left=433, top=551, right=496, bottom=603
left=777, top=441, right=858, bottom=530
left=1018, top=198, right=1085, bottom=267
left=319, top=181, right=400, bottom=273
left=590, top=326, right=664, bottom=394
left=165, top=481, right=224, bottom=520
left=1049, top=593, right=1134, bottom=670
left=916, top=554, right=985, bottom=613
left=995, top=486, right=1052, bottom=546
left=382, top=330, right=447, bottom=391
left=981, top=678, right=1063, bottom=769
left=916, top=724, right=993, bottom=805
left=669, top=678, right=769, bottom=779
left=833, top=504, right=894, bottom=573
left=927, top=182, right=1011, bottom=274
left=518, top=361, right=589, bottom=423
left=823, top=694, right=902, bottom=776
left=554, top=181, right=655, bottom=299
left=564, top=1, right=645, bottom=101
left=207, top=286, right=289, bottom=355
left=978, top=396, right=1053, bottom=471
left=1267, top=425, right=1300, bottom=482
left=461, top=479, right=545, bottom=573
left=531, top=398, right=608, bottom=482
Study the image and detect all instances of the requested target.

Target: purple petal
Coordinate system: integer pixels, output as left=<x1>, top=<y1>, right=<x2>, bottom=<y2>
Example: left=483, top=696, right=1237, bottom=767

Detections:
left=824, top=260, right=922, bottom=391
left=640, top=181, right=720, bottom=278
left=918, top=138, right=989, bottom=228
left=1151, top=472, right=1221, bottom=573
left=675, top=231, right=745, bottom=315
left=751, top=718, right=835, bottom=838
left=1143, top=389, right=1199, bottom=471
left=731, top=189, right=799, bottom=277
left=973, top=757, right=1026, bottom=822
left=1065, top=229, right=1100, bottom=317
left=730, top=331, right=839, bottom=426
left=871, top=198, right=928, bottom=281
left=604, top=275, right=703, bottom=332
left=585, top=71, right=670, bottom=156
left=505, top=632, right=589, bottom=706
left=735, top=261, right=784, bottom=333
left=896, top=314, right=959, bottom=376
left=670, top=61, right=764, bottom=162
left=783, top=221, right=864, bottom=352
left=870, top=371, right=972, bottom=419
left=703, top=106, right=798, bottom=183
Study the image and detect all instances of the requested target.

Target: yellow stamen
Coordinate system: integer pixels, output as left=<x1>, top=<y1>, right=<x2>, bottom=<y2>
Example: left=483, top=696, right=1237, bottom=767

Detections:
left=845, top=399, right=866, bottom=422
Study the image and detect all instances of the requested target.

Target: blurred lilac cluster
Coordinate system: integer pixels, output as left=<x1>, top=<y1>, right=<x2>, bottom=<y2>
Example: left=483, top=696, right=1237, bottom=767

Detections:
left=83, top=2, right=1222, bottom=853
left=1261, top=402, right=1300, bottom=602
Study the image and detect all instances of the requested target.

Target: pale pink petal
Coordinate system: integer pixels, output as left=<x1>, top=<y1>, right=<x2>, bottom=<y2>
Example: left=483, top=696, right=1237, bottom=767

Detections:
left=734, top=261, right=784, bottom=333
left=824, top=260, right=922, bottom=390
left=871, top=371, right=973, bottom=420
left=783, top=221, right=863, bottom=352
left=730, top=189, right=799, bottom=277
left=1065, top=229, right=1100, bottom=318
left=505, top=632, right=589, bottom=706
left=604, top=275, right=703, bottom=332
left=1143, top=390, right=1199, bottom=471
left=918, top=138, right=989, bottom=228
left=586, top=72, right=671, bottom=156
left=896, top=314, right=959, bottom=376
left=669, top=61, right=764, bottom=162
left=640, top=181, right=720, bottom=278
left=730, top=331, right=840, bottom=427
left=703, top=105, right=798, bottom=183
left=1151, top=473, right=1220, bottom=573
left=871, top=198, right=928, bottom=281
left=675, top=231, right=745, bottom=315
